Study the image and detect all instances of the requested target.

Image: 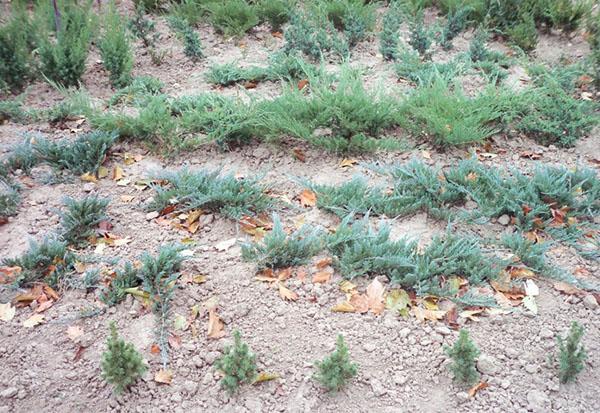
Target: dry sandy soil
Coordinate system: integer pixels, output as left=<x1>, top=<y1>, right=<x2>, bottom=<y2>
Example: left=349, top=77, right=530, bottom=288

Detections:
left=1, top=2, right=599, bottom=413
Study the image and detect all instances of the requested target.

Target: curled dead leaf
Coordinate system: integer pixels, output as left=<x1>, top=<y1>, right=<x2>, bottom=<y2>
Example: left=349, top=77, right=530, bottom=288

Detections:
left=278, top=283, right=299, bottom=301
left=154, top=369, right=173, bottom=384
left=207, top=309, right=225, bottom=339
left=299, top=189, right=317, bottom=207
left=468, top=381, right=489, bottom=398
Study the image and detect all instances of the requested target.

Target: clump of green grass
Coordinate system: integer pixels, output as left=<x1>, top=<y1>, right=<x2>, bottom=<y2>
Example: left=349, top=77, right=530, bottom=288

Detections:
left=147, top=168, right=272, bottom=219
left=2, top=237, right=76, bottom=288
left=0, top=100, right=39, bottom=124
left=37, top=3, right=94, bottom=87
left=207, top=0, right=259, bottom=37
left=99, top=1, right=134, bottom=87
left=214, top=330, right=257, bottom=394
left=59, top=196, right=110, bottom=248
left=314, top=334, right=358, bottom=392
left=241, top=214, right=323, bottom=269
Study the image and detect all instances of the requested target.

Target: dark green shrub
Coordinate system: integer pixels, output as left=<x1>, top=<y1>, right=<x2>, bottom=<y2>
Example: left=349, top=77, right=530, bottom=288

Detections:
left=167, top=16, right=204, bottom=61
left=214, top=330, right=257, bottom=394
left=59, top=196, right=110, bottom=248
left=133, top=0, right=165, bottom=12
left=408, top=13, right=433, bottom=57
left=169, top=0, right=211, bottom=26
left=256, top=0, right=293, bottom=32
left=440, top=6, right=470, bottom=50
left=37, top=3, right=93, bottom=87
left=99, top=2, right=134, bottom=87
left=0, top=8, right=35, bottom=92
left=208, top=0, right=259, bottom=37
left=380, top=4, right=402, bottom=60
left=283, top=10, right=349, bottom=60
left=445, top=329, right=479, bottom=385
left=557, top=321, right=587, bottom=383
left=507, top=13, right=538, bottom=52
left=241, top=214, right=323, bottom=269
left=314, top=334, right=358, bottom=392
left=0, top=177, right=20, bottom=221
left=129, top=5, right=160, bottom=48
left=2, top=237, right=76, bottom=288
left=547, top=0, right=591, bottom=32
left=101, top=322, right=147, bottom=394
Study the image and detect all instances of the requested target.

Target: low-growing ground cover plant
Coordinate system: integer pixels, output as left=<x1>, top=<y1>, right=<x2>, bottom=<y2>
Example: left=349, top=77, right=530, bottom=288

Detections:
left=59, top=196, right=110, bottom=248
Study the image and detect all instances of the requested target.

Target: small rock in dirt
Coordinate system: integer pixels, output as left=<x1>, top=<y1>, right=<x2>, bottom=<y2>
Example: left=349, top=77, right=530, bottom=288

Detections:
left=82, top=183, right=95, bottom=193
left=363, top=342, right=376, bottom=353
left=524, top=364, right=539, bottom=374
left=204, top=351, right=220, bottom=365
left=583, top=294, right=598, bottom=310
left=252, top=147, right=271, bottom=160
left=393, top=373, right=408, bottom=386
left=477, top=354, right=499, bottom=375
left=399, top=327, right=411, bottom=339
left=370, top=379, right=387, bottom=396
left=0, top=406, right=9, bottom=413
left=0, top=387, right=17, bottom=399
left=501, top=380, right=511, bottom=389
left=539, top=328, right=554, bottom=340
left=497, top=215, right=510, bottom=226
left=506, top=348, right=519, bottom=359
left=456, top=391, right=470, bottom=403
left=435, top=325, right=452, bottom=336
left=527, top=390, right=550, bottom=413
left=244, top=398, right=262, bottom=413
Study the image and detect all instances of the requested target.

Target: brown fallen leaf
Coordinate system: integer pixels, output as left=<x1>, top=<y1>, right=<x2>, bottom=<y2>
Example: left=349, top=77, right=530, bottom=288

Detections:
left=112, top=165, right=124, bottom=181
left=412, top=307, right=446, bottom=322
left=299, top=189, right=317, bottom=207
left=73, top=345, right=86, bottom=361
left=244, top=81, right=258, bottom=89
left=35, top=299, right=55, bottom=313
left=459, top=309, right=484, bottom=322
left=315, top=257, right=333, bottom=269
left=468, top=381, right=489, bottom=398
left=253, top=372, right=280, bottom=384
left=312, top=270, right=332, bottom=284
left=292, top=147, right=306, bottom=162
left=297, top=79, right=309, bottom=90
left=207, top=309, right=225, bottom=339
left=279, top=284, right=299, bottom=301
left=154, top=369, right=173, bottom=384
left=150, top=344, right=161, bottom=354
left=0, top=266, right=21, bottom=284
left=552, top=281, right=583, bottom=296
left=349, top=294, right=369, bottom=314
left=168, top=333, right=182, bottom=349
left=339, top=158, right=358, bottom=168
left=366, top=278, right=385, bottom=315
left=331, top=301, right=356, bottom=312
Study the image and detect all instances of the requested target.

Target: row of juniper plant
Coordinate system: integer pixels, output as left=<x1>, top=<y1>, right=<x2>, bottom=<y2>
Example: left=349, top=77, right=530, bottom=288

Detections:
left=101, top=321, right=588, bottom=395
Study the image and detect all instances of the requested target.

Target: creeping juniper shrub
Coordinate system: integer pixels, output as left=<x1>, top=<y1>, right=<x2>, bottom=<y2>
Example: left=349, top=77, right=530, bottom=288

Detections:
left=33, top=131, right=117, bottom=175
left=4, top=137, right=39, bottom=173
left=408, top=13, right=433, bottom=57
left=0, top=100, right=38, bottom=124
left=129, top=5, right=160, bottom=48
left=101, top=322, right=147, bottom=394
left=404, top=78, right=507, bottom=146
left=507, top=13, right=538, bottom=52
left=241, top=214, right=323, bottom=269
left=557, top=321, right=587, bottom=383
left=100, top=262, right=141, bottom=306
left=2, top=237, right=76, bottom=288
left=59, top=196, right=110, bottom=248
left=0, top=8, right=35, bottom=92
left=206, top=63, right=266, bottom=86
left=283, top=10, right=349, bottom=60
left=147, top=168, right=272, bottom=219
left=380, top=5, right=402, bottom=60
left=320, top=0, right=376, bottom=47
left=547, top=0, right=591, bottom=32
left=0, top=177, right=20, bottom=221
left=440, top=6, right=470, bottom=50
left=139, top=245, right=187, bottom=367
left=208, top=0, right=259, bottom=37
left=256, top=0, right=292, bottom=32
left=99, top=2, right=134, bottom=88
left=109, top=76, right=164, bottom=106
left=37, top=3, right=93, bottom=87
left=314, top=334, right=358, bottom=392
left=214, top=330, right=257, bottom=394
left=167, top=16, right=204, bottom=61
left=501, top=233, right=549, bottom=274
left=445, top=329, right=479, bottom=385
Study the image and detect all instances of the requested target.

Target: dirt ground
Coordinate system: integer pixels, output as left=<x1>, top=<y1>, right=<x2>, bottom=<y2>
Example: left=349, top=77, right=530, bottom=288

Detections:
left=1, top=2, right=599, bottom=413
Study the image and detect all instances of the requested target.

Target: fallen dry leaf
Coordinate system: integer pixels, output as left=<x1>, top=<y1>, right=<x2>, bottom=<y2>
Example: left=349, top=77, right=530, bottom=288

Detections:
left=0, top=266, right=21, bottom=284
left=168, top=333, right=182, bottom=349
left=80, top=172, right=97, bottom=183
left=331, top=301, right=356, bottom=312
left=299, top=189, right=317, bottom=207
left=339, top=158, right=358, bottom=168
left=412, top=307, right=446, bottom=322
left=253, top=372, right=280, bottom=384
left=207, top=309, right=225, bottom=339
left=278, top=284, right=299, bottom=301
left=312, top=270, right=331, bottom=284
left=0, top=302, right=16, bottom=322
left=459, top=309, right=484, bottom=322
left=349, top=294, right=369, bottom=314
left=154, top=369, right=173, bottom=384
left=23, top=314, right=45, bottom=328
left=468, top=381, right=489, bottom=398
left=297, top=79, right=309, bottom=90
left=292, top=147, right=306, bottom=162
left=552, top=281, right=583, bottom=296
left=112, top=165, right=124, bottom=181
left=366, top=279, right=385, bottom=315
left=150, top=344, right=160, bottom=354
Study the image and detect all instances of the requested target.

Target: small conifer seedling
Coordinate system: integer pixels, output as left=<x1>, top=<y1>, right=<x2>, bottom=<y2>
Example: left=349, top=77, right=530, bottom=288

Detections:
left=314, top=334, right=358, bottom=392
left=445, top=329, right=480, bottom=385
left=214, top=330, right=257, bottom=394
left=557, top=321, right=587, bottom=383
left=101, top=322, right=147, bottom=394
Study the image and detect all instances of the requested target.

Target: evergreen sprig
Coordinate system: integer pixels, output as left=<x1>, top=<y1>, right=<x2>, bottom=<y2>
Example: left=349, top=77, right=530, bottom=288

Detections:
left=101, top=322, right=147, bottom=394
left=445, top=329, right=479, bottom=385
left=557, top=321, right=587, bottom=383
left=314, top=334, right=358, bottom=392
left=214, top=330, right=257, bottom=394
left=59, top=196, right=109, bottom=247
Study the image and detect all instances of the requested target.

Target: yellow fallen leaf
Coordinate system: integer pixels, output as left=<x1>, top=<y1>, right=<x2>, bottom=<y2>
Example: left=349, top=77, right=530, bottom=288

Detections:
left=386, top=289, right=410, bottom=317
left=339, top=158, right=358, bottom=168
left=278, top=284, right=299, bottom=301
left=120, top=195, right=135, bottom=202
left=253, top=372, right=280, bottom=384
left=339, top=280, right=357, bottom=294
left=312, top=270, right=331, bottom=284
left=299, top=189, right=317, bottom=207
left=80, top=172, right=97, bottom=183
left=459, top=309, right=484, bottom=322
left=154, top=369, right=173, bottom=384
left=112, top=165, right=124, bottom=181
left=23, top=314, right=45, bottom=328
left=412, top=307, right=446, bottom=323
left=0, top=302, right=16, bottom=322
left=97, top=166, right=109, bottom=179
left=331, top=301, right=355, bottom=312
